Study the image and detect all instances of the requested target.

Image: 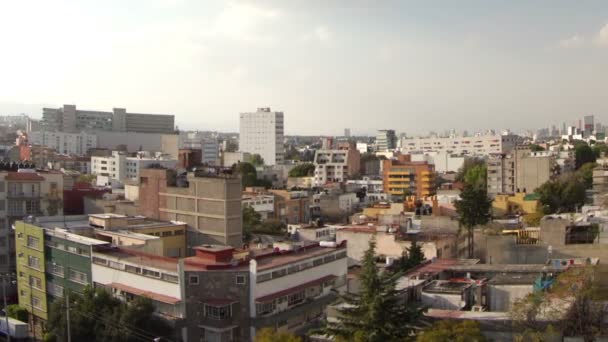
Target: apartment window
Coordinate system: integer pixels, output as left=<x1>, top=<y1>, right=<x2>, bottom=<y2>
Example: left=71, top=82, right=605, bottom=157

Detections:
left=204, top=304, right=232, bottom=320
left=47, top=263, right=64, bottom=277
left=125, top=265, right=141, bottom=274
left=92, top=257, right=107, bottom=265
left=68, top=269, right=88, bottom=285
left=67, top=246, right=78, bottom=254
left=256, top=301, right=276, bottom=315
left=236, top=275, right=246, bottom=285
left=47, top=283, right=64, bottom=298
left=25, top=200, right=39, bottom=215
left=29, top=275, right=42, bottom=290
left=161, top=231, right=172, bottom=237
left=142, top=269, right=160, bottom=278
left=288, top=291, right=305, bottom=306
left=32, top=296, right=42, bottom=310
left=162, top=274, right=179, bottom=283
left=28, top=255, right=41, bottom=269
left=27, top=236, right=40, bottom=249
left=189, top=275, right=199, bottom=285
left=174, top=230, right=184, bottom=236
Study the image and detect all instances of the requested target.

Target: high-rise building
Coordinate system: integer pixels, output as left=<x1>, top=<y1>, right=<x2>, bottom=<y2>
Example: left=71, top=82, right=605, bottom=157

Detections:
left=400, top=134, right=518, bottom=156
left=376, top=129, right=397, bottom=151
left=344, top=128, right=351, bottom=137
left=138, top=168, right=243, bottom=248
left=41, top=105, right=175, bottom=134
left=239, top=107, right=285, bottom=165
left=584, top=115, right=595, bottom=137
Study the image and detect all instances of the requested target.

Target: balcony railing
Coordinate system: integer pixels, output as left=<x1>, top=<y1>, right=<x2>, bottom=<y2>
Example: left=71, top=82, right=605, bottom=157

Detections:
left=7, top=192, right=41, bottom=199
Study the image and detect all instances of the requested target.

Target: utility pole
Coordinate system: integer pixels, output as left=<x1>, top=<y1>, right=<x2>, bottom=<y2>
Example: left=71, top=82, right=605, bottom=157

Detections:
left=65, top=290, right=71, bottom=342
left=2, top=274, right=10, bottom=342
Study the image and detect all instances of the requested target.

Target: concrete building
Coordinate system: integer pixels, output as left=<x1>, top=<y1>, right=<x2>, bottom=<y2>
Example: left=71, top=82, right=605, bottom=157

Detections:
left=592, top=160, right=608, bottom=206
left=183, top=241, right=347, bottom=341
left=138, top=167, right=243, bottom=248
left=28, top=130, right=97, bottom=156
left=313, top=142, right=361, bottom=186
left=382, top=154, right=435, bottom=198
left=487, top=146, right=556, bottom=197
left=242, top=188, right=275, bottom=220
left=91, top=151, right=178, bottom=186
left=0, top=167, right=63, bottom=291
left=345, top=177, right=383, bottom=193
left=221, top=151, right=251, bottom=167
left=411, top=152, right=466, bottom=173
left=239, top=107, right=285, bottom=165
left=400, top=134, right=518, bottom=156
left=41, top=105, right=175, bottom=134
left=376, top=129, right=397, bottom=151
left=268, top=189, right=311, bottom=225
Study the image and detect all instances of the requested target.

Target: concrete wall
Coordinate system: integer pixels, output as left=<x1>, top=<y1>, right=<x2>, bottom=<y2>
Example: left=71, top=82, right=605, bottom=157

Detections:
left=421, top=292, right=463, bottom=310
left=488, top=284, right=533, bottom=312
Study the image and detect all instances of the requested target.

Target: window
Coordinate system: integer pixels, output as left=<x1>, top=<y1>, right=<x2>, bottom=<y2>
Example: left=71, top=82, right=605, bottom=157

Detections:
left=27, top=236, right=40, bottom=249
left=32, top=296, right=42, bottom=310
left=204, top=304, right=232, bottom=320
left=68, top=269, right=88, bottom=285
left=67, top=246, right=78, bottom=254
left=161, top=231, right=172, bottom=237
left=92, top=257, right=107, bottom=265
left=125, top=265, right=141, bottom=274
left=288, top=291, right=305, bottom=306
left=256, top=301, right=276, bottom=315
left=189, top=275, right=199, bottom=285
left=28, top=255, right=40, bottom=269
left=25, top=200, right=39, bottom=215
left=174, top=230, right=184, bottom=236
left=47, top=283, right=64, bottom=298
left=142, top=269, right=160, bottom=278
left=29, top=275, right=42, bottom=290
left=256, top=273, right=271, bottom=283
left=108, top=261, right=123, bottom=270
left=47, top=263, right=64, bottom=277
left=162, top=274, right=179, bottom=283
left=236, top=275, right=246, bottom=285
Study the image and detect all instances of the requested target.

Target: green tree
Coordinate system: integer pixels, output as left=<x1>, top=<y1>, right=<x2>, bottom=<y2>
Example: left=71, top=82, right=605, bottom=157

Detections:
left=46, top=287, right=173, bottom=342
left=592, top=143, right=608, bottom=158
left=288, top=163, right=315, bottom=177
left=393, top=240, right=426, bottom=273
left=416, top=320, right=486, bottom=342
left=537, top=172, right=588, bottom=214
left=234, top=162, right=258, bottom=189
left=243, top=206, right=262, bottom=242
left=575, top=142, right=596, bottom=169
left=463, top=164, right=487, bottom=190
left=455, top=158, right=485, bottom=183
left=529, top=144, right=545, bottom=152
left=323, top=239, right=424, bottom=341
left=250, top=154, right=265, bottom=167
left=455, top=184, right=492, bottom=258
left=6, top=304, right=28, bottom=322
left=255, top=328, right=302, bottom=342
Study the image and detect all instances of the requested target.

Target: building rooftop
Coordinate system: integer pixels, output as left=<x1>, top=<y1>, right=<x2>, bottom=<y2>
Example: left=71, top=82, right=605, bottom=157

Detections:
left=96, top=247, right=179, bottom=272
left=403, top=258, right=481, bottom=280
left=423, top=279, right=472, bottom=294
left=488, top=273, right=539, bottom=285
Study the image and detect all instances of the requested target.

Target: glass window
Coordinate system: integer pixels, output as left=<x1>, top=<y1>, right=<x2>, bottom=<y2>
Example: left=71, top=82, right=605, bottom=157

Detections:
left=47, top=263, right=64, bottom=277
left=27, top=236, right=40, bottom=249
left=28, top=255, right=40, bottom=269
left=32, top=296, right=42, bottom=309
left=189, top=275, right=199, bottom=285
left=236, top=275, right=246, bottom=285
left=204, top=304, right=232, bottom=320
left=29, top=275, right=42, bottom=290
left=288, top=291, right=305, bottom=306
left=47, top=283, right=64, bottom=298
left=68, top=269, right=88, bottom=285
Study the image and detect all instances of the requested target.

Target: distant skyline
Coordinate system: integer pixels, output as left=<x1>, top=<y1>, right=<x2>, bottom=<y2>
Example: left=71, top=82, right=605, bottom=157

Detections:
left=1, top=1, right=607, bottom=135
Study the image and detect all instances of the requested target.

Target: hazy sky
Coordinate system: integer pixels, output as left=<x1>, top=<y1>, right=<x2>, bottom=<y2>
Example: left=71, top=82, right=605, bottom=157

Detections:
left=1, top=0, right=608, bottom=135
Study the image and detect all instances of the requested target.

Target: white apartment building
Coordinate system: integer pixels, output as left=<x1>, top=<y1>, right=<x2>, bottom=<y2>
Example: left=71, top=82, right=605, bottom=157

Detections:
left=242, top=193, right=275, bottom=220
left=410, top=152, right=466, bottom=173
left=313, top=143, right=360, bottom=186
left=28, top=131, right=97, bottom=155
left=239, top=108, right=285, bottom=165
left=179, top=133, right=220, bottom=165
left=400, top=134, right=519, bottom=156
left=92, top=151, right=178, bottom=185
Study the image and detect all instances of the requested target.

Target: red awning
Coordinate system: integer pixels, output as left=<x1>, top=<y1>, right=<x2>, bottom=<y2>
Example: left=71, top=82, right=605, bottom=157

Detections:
left=108, top=282, right=181, bottom=305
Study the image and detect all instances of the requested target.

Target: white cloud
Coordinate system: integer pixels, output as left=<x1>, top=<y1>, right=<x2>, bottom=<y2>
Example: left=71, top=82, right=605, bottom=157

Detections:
left=558, top=35, right=584, bottom=48
left=594, top=23, right=608, bottom=46
left=208, top=2, right=281, bottom=43
left=302, top=25, right=332, bottom=43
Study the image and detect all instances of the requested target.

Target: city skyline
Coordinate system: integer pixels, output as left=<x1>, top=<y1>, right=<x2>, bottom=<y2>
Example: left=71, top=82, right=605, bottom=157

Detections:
left=1, top=1, right=608, bottom=135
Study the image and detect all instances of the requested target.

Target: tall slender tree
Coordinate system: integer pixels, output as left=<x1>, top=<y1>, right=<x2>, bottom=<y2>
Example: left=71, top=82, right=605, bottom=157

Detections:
left=323, top=239, right=424, bottom=341
left=454, top=183, right=492, bottom=258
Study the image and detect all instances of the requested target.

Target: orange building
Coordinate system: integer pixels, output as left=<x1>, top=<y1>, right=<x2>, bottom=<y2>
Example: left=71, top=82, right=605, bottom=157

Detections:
left=382, top=154, right=435, bottom=198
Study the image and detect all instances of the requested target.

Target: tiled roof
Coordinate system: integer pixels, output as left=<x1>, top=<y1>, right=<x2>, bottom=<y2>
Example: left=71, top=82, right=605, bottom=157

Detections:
left=5, top=172, right=44, bottom=181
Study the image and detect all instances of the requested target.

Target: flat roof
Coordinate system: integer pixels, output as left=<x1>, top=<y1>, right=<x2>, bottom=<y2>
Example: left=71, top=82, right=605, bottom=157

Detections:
left=404, top=259, right=480, bottom=279
left=423, top=280, right=472, bottom=294
left=488, top=273, right=539, bottom=285
left=95, top=248, right=178, bottom=272
left=446, top=264, right=558, bottom=273
left=46, top=228, right=109, bottom=246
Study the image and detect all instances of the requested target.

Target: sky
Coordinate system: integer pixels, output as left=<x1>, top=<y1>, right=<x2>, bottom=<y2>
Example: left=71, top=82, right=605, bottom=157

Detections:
left=1, top=0, right=608, bottom=136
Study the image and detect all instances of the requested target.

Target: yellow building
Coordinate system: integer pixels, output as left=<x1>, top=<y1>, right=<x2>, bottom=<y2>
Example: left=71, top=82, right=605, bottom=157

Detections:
left=492, top=192, right=540, bottom=217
